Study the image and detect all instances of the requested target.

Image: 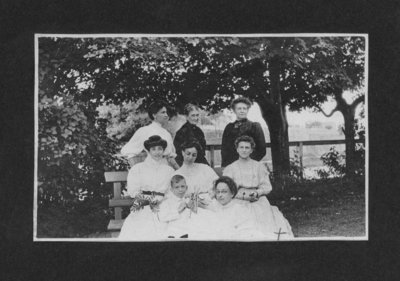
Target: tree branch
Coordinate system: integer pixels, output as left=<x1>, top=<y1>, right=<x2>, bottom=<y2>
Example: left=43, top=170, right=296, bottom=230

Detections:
left=316, top=104, right=339, bottom=118
left=351, top=94, right=365, bottom=110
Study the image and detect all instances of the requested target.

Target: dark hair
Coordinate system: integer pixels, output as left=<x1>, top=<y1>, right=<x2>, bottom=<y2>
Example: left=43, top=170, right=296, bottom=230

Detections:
left=143, top=135, right=167, bottom=151
left=148, top=101, right=169, bottom=120
left=231, top=97, right=252, bottom=110
left=234, top=135, right=256, bottom=149
left=170, top=174, right=186, bottom=186
left=213, top=176, right=238, bottom=197
left=183, top=103, right=200, bottom=116
left=180, top=139, right=203, bottom=155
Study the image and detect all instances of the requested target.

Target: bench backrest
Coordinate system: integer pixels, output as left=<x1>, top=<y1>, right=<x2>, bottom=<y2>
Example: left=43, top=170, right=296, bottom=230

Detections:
left=104, top=171, right=128, bottom=183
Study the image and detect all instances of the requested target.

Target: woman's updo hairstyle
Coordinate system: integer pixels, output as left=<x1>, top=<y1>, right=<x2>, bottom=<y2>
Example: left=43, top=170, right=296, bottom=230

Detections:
left=234, top=135, right=256, bottom=149
left=230, top=96, right=252, bottom=110
left=180, top=139, right=203, bottom=155
left=144, top=135, right=167, bottom=151
left=148, top=100, right=169, bottom=120
left=183, top=103, right=200, bottom=116
left=213, top=176, right=238, bottom=197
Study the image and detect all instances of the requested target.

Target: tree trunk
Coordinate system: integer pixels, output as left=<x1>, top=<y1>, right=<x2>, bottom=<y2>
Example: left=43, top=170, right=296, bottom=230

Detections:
left=257, top=54, right=290, bottom=189
left=341, top=106, right=356, bottom=178
left=261, top=105, right=290, bottom=181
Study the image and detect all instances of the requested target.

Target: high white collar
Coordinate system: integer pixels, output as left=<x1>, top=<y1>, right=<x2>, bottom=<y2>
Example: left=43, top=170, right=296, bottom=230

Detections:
left=144, top=154, right=164, bottom=166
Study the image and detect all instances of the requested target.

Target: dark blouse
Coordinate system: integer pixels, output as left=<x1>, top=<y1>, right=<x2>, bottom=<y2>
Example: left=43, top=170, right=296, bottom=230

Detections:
left=174, top=121, right=209, bottom=166
left=221, top=119, right=267, bottom=167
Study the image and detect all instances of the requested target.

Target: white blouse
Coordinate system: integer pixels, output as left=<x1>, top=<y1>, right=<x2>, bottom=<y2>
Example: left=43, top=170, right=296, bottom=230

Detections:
left=127, top=155, right=175, bottom=198
left=172, top=163, right=219, bottom=194
left=121, top=121, right=176, bottom=159
left=223, top=159, right=272, bottom=195
left=208, top=199, right=262, bottom=239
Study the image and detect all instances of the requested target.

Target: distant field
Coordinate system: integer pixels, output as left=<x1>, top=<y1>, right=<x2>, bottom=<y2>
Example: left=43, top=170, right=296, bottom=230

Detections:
left=205, top=139, right=345, bottom=170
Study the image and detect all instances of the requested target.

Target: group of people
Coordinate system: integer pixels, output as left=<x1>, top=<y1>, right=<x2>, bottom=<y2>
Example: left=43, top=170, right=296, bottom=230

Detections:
left=118, top=97, right=293, bottom=240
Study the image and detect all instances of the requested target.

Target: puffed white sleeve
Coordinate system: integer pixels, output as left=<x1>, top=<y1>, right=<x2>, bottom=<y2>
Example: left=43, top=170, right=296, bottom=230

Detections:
left=126, top=165, right=142, bottom=198
left=160, top=166, right=175, bottom=193
left=257, top=162, right=272, bottom=195
left=204, top=165, right=219, bottom=197
left=165, top=133, right=177, bottom=158
left=120, top=127, right=146, bottom=159
left=222, top=164, right=234, bottom=179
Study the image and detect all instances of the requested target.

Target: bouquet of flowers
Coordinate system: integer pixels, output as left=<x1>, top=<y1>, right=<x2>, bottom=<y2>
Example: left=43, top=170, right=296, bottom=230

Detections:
left=184, top=190, right=209, bottom=217
left=236, top=186, right=259, bottom=202
left=130, top=193, right=161, bottom=213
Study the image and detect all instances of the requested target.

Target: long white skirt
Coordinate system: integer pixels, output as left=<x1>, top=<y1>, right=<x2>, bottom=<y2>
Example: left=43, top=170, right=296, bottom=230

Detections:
left=237, top=197, right=294, bottom=239
left=119, top=206, right=167, bottom=241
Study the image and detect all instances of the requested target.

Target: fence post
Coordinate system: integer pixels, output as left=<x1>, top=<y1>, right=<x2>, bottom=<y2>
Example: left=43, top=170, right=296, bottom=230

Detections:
left=210, top=146, right=215, bottom=168
left=298, top=141, right=304, bottom=181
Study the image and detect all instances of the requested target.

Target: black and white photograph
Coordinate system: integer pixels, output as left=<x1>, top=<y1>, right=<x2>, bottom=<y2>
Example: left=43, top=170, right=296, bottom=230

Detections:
left=34, top=34, right=367, bottom=241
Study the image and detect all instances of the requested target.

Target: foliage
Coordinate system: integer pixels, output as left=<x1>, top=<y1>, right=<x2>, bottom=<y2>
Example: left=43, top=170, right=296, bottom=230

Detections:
left=96, top=99, right=150, bottom=142
left=289, top=149, right=304, bottom=181
left=317, top=147, right=346, bottom=179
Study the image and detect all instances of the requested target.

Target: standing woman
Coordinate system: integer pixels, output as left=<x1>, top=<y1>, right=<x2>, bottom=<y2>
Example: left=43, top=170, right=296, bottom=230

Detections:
left=223, top=135, right=293, bottom=239
left=121, top=100, right=179, bottom=169
left=174, top=104, right=209, bottom=167
left=221, top=97, right=266, bottom=168
left=119, top=135, right=175, bottom=240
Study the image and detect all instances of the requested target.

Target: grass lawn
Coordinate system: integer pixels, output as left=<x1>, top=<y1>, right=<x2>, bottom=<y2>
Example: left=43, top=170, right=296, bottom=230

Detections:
left=269, top=177, right=366, bottom=238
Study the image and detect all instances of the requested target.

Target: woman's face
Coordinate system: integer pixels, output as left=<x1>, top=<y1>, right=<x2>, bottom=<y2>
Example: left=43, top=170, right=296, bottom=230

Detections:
left=153, top=107, right=169, bottom=125
left=215, top=182, right=234, bottom=206
left=182, top=147, right=198, bottom=165
left=187, top=109, right=200, bottom=125
left=148, top=145, right=164, bottom=161
left=236, top=141, right=253, bottom=159
left=233, top=102, right=249, bottom=120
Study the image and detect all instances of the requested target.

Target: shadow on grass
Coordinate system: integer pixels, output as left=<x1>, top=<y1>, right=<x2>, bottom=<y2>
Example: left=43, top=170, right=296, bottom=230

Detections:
left=268, top=176, right=366, bottom=237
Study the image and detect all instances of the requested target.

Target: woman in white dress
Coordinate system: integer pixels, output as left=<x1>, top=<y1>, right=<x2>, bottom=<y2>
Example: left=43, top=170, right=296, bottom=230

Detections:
left=120, top=100, right=178, bottom=169
left=201, top=176, right=269, bottom=240
left=223, top=135, right=294, bottom=239
left=119, top=135, right=175, bottom=241
left=171, top=140, right=218, bottom=197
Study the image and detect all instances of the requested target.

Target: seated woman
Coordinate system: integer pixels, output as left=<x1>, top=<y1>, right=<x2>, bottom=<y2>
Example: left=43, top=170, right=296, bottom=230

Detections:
left=120, top=100, right=178, bottom=169
left=223, top=135, right=294, bottom=240
left=173, top=103, right=209, bottom=166
left=198, top=176, right=269, bottom=240
left=119, top=135, right=175, bottom=241
left=171, top=140, right=218, bottom=200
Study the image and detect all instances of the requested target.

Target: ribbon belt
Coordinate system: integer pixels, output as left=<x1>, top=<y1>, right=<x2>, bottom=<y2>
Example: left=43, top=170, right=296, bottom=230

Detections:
left=141, top=191, right=165, bottom=197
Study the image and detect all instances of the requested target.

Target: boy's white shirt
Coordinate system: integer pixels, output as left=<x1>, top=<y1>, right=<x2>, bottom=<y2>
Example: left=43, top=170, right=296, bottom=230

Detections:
left=158, top=192, right=191, bottom=237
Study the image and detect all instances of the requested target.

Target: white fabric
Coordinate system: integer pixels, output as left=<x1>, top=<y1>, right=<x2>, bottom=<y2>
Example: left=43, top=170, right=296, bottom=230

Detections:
left=171, top=163, right=219, bottom=198
left=190, top=199, right=270, bottom=240
left=119, top=156, right=174, bottom=241
left=158, top=193, right=192, bottom=238
left=121, top=121, right=176, bottom=159
left=223, top=159, right=294, bottom=239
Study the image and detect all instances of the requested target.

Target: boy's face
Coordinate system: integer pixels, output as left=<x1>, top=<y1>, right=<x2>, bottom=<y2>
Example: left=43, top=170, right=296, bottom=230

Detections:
left=171, top=179, right=188, bottom=198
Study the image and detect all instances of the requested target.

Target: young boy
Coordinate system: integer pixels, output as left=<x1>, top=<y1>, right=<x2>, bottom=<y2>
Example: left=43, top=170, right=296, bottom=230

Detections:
left=158, top=175, right=192, bottom=238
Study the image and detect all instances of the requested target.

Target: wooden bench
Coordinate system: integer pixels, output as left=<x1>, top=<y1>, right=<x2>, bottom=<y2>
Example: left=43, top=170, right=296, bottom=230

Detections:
left=105, top=167, right=223, bottom=235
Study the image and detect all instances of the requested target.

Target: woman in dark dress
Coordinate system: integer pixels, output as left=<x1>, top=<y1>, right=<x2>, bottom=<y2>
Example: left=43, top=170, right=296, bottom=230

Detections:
left=174, top=104, right=209, bottom=166
left=221, top=97, right=266, bottom=168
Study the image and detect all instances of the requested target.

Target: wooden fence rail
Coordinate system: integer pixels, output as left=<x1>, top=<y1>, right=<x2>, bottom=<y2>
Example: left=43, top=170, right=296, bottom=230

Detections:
left=205, top=139, right=364, bottom=169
